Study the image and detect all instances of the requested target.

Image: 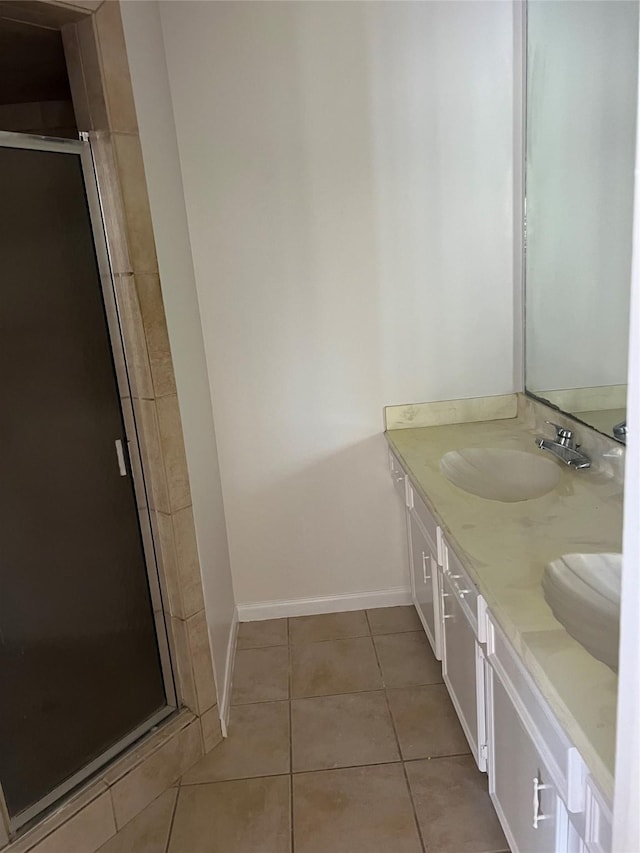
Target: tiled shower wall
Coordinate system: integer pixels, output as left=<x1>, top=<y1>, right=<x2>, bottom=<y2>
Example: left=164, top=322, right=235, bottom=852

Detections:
left=0, top=1, right=224, bottom=849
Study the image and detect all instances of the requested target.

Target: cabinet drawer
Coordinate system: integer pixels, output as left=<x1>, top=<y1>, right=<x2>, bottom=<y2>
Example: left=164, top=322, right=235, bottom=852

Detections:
left=388, top=449, right=407, bottom=502
left=486, top=611, right=582, bottom=813
left=443, top=541, right=478, bottom=635
left=406, top=481, right=439, bottom=548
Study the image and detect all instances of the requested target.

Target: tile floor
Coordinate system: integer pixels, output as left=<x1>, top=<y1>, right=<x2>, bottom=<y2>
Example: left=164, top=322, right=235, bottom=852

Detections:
left=98, top=607, right=509, bottom=853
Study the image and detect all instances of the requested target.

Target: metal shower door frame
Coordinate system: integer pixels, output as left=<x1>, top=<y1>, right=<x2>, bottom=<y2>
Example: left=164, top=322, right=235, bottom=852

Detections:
left=0, top=130, right=177, bottom=834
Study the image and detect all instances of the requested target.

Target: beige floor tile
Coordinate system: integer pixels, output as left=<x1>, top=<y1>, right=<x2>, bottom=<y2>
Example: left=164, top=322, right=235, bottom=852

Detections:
left=405, top=755, right=508, bottom=853
left=291, top=691, right=399, bottom=771
left=231, top=646, right=289, bottom=705
left=237, top=618, right=288, bottom=649
left=291, top=637, right=382, bottom=698
left=182, top=701, right=290, bottom=784
left=387, top=684, right=470, bottom=759
left=374, top=631, right=442, bottom=687
left=97, top=788, right=177, bottom=853
left=293, top=764, right=422, bottom=853
left=289, top=610, right=369, bottom=644
left=168, top=776, right=291, bottom=853
left=367, top=605, right=423, bottom=635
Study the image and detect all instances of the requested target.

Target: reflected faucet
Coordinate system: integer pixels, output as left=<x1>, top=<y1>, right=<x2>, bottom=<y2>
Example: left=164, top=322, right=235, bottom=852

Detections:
left=613, top=421, right=627, bottom=444
left=535, top=421, right=591, bottom=469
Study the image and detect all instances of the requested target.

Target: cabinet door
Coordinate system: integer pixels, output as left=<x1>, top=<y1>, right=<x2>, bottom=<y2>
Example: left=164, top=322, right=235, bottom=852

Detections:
left=441, top=570, right=484, bottom=769
left=408, top=511, right=441, bottom=659
left=487, top=665, right=563, bottom=853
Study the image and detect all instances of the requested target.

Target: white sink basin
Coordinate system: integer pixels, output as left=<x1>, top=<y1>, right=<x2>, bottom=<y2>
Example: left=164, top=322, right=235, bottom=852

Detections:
left=440, top=448, right=561, bottom=502
left=542, top=553, right=621, bottom=672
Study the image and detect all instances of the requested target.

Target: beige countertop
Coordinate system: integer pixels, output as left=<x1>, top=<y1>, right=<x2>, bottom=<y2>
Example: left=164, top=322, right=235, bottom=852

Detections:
left=386, top=397, right=623, bottom=802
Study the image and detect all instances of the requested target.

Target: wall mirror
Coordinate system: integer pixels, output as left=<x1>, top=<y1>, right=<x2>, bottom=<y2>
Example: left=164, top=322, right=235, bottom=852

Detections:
left=524, top=0, right=638, bottom=442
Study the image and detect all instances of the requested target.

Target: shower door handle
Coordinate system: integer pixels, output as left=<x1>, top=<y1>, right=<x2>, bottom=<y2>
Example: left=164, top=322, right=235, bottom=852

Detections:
left=115, top=439, right=128, bottom=476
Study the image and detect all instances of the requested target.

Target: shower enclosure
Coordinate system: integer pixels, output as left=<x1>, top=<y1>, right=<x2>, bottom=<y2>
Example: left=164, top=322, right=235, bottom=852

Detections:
left=0, top=131, right=175, bottom=831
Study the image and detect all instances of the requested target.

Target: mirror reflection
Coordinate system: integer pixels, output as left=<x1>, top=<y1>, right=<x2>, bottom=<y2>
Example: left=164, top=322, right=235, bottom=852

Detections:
left=525, top=0, right=638, bottom=442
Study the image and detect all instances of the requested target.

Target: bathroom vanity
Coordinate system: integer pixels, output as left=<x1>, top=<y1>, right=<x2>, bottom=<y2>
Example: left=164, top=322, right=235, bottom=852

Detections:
left=386, top=394, right=623, bottom=853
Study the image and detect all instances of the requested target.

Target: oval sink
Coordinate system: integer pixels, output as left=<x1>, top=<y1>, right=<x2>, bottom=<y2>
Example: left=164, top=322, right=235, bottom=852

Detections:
left=440, top=448, right=561, bottom=502
left=542, top=553, right=621, bottom=672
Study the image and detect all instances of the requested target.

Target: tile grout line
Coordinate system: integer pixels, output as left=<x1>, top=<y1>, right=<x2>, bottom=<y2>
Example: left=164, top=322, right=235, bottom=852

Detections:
left=366, top=609, right=428, bottom=853
left=178, top=752, right=476, bottom=788
left=287, top=617, right=295, bottom=853
left=162, top=787, right=180, bottom=853
left=230, top=679, right=446, bottom=710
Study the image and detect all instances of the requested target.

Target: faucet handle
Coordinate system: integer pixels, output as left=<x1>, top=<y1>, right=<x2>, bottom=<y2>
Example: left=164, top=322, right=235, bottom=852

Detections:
left=545, top=421, right=574, bottom=446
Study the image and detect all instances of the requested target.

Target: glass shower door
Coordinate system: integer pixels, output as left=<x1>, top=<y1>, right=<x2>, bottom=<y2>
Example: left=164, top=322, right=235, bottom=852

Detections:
left=0, top=134, right=173, bottom=827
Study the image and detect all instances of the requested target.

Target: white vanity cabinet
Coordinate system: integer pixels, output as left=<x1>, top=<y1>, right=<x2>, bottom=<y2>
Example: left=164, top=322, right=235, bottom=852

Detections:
left=386, top=444, right=612, bottom=853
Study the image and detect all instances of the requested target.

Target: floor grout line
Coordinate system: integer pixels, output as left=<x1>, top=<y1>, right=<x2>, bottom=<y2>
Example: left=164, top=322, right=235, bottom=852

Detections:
left=178, top=750, right=475, bottom=787
left=162, top=787, right=180, bottom=853
left=287, top=617, right=295, bottom=853
left=367, top=608, right=428, bottom=853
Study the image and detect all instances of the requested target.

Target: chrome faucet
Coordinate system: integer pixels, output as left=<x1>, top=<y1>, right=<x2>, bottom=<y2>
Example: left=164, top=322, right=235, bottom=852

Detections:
left=536, top=421, right=591, bottom=469
left=613, top=421, right=627, bottom=444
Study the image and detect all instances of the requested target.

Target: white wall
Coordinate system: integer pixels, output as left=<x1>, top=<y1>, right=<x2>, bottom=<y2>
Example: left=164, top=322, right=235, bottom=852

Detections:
left=526, top=0, right=638, bottom=394
left=119, top=2, right=236, bottom=694
left=157, top=0, right=515, bottom=606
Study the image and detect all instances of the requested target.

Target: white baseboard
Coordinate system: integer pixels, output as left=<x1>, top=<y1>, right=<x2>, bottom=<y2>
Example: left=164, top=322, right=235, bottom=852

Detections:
left=236, top=587, right=412, bottom=622
left=218, top=608, right=239, bottom=737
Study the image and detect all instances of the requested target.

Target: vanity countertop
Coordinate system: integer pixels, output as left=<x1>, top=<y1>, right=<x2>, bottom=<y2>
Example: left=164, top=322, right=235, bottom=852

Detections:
left=386, top=403, right=623, bottom=801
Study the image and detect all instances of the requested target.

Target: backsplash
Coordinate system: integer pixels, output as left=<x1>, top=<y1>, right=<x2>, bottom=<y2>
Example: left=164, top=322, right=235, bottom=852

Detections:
left=518, top=394, right=625, bottom=486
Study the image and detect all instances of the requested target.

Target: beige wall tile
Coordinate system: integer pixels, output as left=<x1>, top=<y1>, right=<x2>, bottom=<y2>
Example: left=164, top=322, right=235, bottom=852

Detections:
left=94, top=0, right=138, bottom=133
left=154, top=512, right=183, bottom=618
left=26, top=792, right=115, bottom=853
left=132, top=399, right=170, bottom=514
left=187, top=610, right=217, bottom=714
left=76, top=15, right=109, bottom=131
left=110, top=721, right=201, bottom=829
left=0, top=1, right=84, bottom=27
left=96, top=788, right=177, bottom=853
left=200, top=706, right=223, bottom=754
left=7, top=781, right=109, bottom=853
left=102, top=711, right=195, bottom=787
left=56, top=0, right=103, bottom=10
left=112, top=134, right=158, bottom=274
left=173, top=507, right=205, bottom=618
left=90, top=132, right=133, bottom=275
left=156, top=395, right=191, bottom=512
left=113, top=274, right=154, bottom=399
left=170, top=617, right=198, bottom=713
left=135, top=275, right=177, bottom=398
left=61, top=24, right=91, bottom=130
left=0, top=808, right=8, bottom=847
